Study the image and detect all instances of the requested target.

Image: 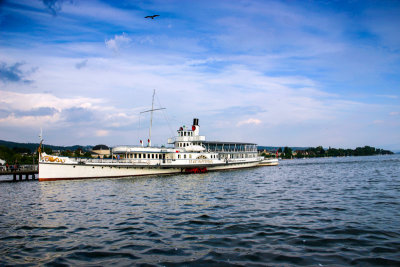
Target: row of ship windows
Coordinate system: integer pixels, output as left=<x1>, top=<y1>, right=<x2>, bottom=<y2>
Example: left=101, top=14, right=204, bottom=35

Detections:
left=178, top=142, right=201, bottom=147
left=176, top=154, right=217, bottom=159
left=178, top=131, right=193, bottom=137
left=124, top=153, right=163, bottom=159
left=118, top=153, right=217, bottom=160
left=221, top=154, right=256, bottom=158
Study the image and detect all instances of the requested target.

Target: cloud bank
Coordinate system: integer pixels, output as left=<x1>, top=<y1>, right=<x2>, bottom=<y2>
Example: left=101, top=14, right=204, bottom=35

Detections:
left=0, top=0, right=399, bottom=150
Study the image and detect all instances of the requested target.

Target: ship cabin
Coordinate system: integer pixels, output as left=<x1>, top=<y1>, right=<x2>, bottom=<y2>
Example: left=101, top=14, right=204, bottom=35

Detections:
left=111, top=146, right=171, bottom=163
left=168, top=118, right=258, bottom=161
left=203, top=141, right=258, bottom=160
left=111, top=118, right=259, bottom=163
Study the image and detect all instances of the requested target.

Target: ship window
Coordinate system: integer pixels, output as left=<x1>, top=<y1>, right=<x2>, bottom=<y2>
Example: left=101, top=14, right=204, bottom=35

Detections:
left=184, top=154, right=186, bottom=159
left=178, top=155, right=181, bottom=159
left=134, top=154, right=137, bottom=158
left=138, top=154, right=141, bottom=159
left=152, top=154, right=154, bottom=159
left=189, top=154, right=192, bottom=159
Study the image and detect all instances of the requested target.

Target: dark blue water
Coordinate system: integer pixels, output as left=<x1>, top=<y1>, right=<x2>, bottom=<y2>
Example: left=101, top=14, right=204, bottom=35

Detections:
left=1, top=155, right=399, bottom=266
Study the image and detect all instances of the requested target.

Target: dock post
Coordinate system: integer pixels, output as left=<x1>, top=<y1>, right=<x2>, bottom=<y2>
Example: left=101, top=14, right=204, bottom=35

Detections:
left=25, top=174, right=29, bottom=180
left=19, top=174, right=22, bottom=181
left=32, top=173, right=36, bottom=180
left=13, top=173, right=17, bottom=181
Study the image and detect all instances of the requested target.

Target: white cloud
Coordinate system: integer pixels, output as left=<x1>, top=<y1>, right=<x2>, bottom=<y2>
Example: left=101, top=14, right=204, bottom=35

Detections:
left=237, top=118, right=262, bottom=127
left=0, top=90, right=139, bottom=131
left=0, top=90, right=102, bottom=113
left=389, top=112, right=399, bottom=116
left=95, top=130, right=109, bottom=137
left=105, top=33, right=132, bottom=53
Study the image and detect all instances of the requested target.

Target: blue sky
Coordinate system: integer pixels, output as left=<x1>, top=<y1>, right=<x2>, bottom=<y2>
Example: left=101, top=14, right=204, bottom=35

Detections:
left=0, top=0, right=399, bottom=150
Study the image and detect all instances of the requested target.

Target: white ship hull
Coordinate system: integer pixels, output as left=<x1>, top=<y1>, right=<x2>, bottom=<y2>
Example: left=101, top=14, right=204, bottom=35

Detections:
left=258, top=158, right=279, bottom=166
left=38, top=159, right=261, bottom=181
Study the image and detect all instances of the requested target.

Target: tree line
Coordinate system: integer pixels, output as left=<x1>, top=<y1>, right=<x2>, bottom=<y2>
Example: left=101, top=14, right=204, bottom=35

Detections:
left=268, top=145, right=394, bottom=159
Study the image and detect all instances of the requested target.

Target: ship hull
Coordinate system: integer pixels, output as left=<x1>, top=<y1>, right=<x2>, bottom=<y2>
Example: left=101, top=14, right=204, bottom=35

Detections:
left=258, top=158, right=279, bottom=166
left=38, top=160, right=261, bottom=181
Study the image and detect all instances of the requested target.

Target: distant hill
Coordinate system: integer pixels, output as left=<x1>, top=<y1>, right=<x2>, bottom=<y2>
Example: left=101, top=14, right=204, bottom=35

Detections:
left=0, top=140, right=93, bottom=153
left=258, top=146, right=309, bottom=151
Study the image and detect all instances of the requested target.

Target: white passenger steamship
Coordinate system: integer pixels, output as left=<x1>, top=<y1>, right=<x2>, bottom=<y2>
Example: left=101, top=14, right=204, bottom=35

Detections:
left=38, top=118, right=265, bottom=181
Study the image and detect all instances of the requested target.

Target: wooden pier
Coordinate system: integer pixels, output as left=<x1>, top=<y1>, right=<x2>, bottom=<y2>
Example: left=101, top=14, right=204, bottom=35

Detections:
left=0, top=166, right=38, bottom=182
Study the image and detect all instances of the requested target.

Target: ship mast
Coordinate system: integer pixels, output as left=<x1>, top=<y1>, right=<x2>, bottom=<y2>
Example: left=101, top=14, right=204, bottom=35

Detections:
left=140, top=89, right=165, bottom=147
left=149, top=90, right=155, bottom=146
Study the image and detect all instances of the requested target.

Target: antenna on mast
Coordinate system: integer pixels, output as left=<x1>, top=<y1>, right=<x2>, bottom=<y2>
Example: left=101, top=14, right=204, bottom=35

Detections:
left=140, top=89, right=165, bottom=147
left=38, top=128, right=44, bottom=160
left=39, top=127, right=43, bottom=143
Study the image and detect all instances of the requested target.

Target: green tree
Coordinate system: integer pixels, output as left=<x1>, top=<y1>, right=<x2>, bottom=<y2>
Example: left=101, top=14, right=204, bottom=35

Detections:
left=83, top=151, right=92, bottom=158
left=283, top=146, right=293, bottom=159
left=43, top=146, right=53, bottom=154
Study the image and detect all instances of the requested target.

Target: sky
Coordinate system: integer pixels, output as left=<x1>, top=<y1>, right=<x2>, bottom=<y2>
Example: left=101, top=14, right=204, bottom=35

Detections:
left=0, top=0, right=399, bottom=150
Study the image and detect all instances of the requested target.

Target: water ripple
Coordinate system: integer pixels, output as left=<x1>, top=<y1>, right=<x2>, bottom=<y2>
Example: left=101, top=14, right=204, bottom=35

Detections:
left=0, top=155, right=399, bottom=266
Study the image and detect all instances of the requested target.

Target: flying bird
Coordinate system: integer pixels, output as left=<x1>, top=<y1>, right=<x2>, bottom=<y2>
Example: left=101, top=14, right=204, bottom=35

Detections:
left=145, top=15, right=160, bottom=19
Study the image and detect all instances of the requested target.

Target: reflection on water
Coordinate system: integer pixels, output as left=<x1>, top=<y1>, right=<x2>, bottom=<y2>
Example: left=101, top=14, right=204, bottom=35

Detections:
left=1, top=155, right=399, bottom=266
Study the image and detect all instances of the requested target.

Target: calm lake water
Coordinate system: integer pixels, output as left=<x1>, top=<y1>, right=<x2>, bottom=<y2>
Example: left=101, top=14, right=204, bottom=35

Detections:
left=1, top=155, right=399, bottom=266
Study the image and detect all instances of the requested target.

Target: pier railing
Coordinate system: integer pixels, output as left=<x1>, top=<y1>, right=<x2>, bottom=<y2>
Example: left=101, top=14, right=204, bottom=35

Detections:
left=0, top=164, right=38, bottom=172
left=0, top=165, right=38, bottom=181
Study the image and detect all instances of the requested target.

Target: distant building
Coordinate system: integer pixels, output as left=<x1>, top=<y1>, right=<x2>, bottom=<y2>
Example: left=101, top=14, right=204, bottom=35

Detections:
left=91, top=144, right=110, bottom=158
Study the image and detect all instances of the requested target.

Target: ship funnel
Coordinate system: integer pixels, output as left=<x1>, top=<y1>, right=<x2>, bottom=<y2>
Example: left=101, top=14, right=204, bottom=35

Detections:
left=193, top=118, right=199, bottom=126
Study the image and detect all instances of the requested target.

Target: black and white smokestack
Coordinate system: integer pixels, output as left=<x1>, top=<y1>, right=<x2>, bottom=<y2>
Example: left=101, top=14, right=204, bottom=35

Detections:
left=193, top=118, right=199, bottom=126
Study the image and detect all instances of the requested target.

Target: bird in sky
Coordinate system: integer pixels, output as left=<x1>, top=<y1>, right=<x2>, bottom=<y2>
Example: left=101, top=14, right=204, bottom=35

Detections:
left=145, top=15, right=160, bottom=19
